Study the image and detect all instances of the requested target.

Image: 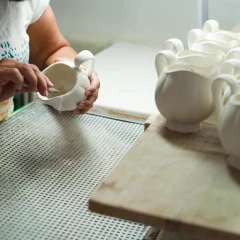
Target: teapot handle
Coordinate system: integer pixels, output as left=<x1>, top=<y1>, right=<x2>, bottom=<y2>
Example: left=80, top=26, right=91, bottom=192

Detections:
left=163, top=38, right=184, bottom=54
left=203, top=20, right=219, bottom=34
left=155, top=50, right=176, bottom=77
left=212, top=74, right=239, bottom=118
left=74, top=50, right=95, bottom=77
left=187, top=29, right=205, bottom=49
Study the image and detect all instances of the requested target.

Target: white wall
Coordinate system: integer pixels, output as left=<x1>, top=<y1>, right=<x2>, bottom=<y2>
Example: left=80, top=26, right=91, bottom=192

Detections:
left=208, top=0, right=240, bottom=31
left=50, top=0, right=200, bottom=52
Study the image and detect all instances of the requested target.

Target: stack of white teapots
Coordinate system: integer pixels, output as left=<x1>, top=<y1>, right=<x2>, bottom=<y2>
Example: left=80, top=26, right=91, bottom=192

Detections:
left=155, top=19, right=240, bottom=170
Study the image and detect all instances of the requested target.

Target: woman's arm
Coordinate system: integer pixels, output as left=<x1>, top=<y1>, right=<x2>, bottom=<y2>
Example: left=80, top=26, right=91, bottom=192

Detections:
left=27, top=5, right=100, bottom=114
left=27, top=5, right=77, bottom=70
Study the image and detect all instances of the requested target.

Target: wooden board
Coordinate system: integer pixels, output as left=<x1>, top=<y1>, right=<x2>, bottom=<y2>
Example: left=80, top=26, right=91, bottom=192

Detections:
left=89, top=114, right=240, bottom=240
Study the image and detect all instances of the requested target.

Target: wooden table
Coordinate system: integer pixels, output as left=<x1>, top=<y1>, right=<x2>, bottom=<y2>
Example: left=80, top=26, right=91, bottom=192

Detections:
left=89, top=114, right=240, bottom=240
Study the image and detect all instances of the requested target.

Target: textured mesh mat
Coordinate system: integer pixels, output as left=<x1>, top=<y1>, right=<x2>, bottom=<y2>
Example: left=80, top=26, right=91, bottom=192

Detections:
left=0, top=102, right=148, bottom=240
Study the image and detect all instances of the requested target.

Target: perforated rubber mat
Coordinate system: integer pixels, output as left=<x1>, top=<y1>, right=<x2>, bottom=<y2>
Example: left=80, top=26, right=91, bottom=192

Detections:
left=0, top=102, right=148, bottom=240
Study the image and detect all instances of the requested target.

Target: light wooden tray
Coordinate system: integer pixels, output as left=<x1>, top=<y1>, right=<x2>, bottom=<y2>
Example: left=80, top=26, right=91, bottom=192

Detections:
left=89, top=114, right=240, bottom=240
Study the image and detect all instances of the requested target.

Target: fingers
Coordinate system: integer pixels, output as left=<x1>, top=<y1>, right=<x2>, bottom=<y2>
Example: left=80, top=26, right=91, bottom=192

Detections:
left=0, top=67, right=24, bottom=89
left=0, top=58, right=52, bottom=97
left=72, top=70, right=100, bottom=115
left=85, top=71, right=100, bottom=96
left=72, top=90, right=98, bottom=114
left=72, top=107, right=92, bottom=115
left=0, top=81, right=18, bottom=102
left=29, top=64, right=53, bottom=96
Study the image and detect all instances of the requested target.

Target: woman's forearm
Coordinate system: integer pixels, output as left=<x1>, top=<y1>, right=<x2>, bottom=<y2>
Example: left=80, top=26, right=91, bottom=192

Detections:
left=44, top=45, right=77, bottom=68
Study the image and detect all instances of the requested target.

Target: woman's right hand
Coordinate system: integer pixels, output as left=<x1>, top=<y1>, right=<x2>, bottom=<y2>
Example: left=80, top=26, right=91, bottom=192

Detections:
left=0, top=58, right=53, bottom=102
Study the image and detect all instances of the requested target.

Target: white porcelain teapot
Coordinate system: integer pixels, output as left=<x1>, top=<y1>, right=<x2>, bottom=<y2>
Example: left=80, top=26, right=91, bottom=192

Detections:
left=212, top=74, right=240, bottom=170
left=36, top=50, right=94, bottom=111
left=155, top=50, right=219, bottom=133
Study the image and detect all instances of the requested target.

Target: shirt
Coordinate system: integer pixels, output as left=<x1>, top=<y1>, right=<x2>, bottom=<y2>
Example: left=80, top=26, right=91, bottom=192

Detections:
left=0, top=0, right=49, bottom=121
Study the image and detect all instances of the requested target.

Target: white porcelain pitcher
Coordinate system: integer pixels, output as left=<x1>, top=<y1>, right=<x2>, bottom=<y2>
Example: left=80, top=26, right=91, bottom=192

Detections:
left=36, top=50, right=94, bottom=111
left=187, top=20, right=220, bottom=49
left=202, top=20, right=220, bottom=34
left=212, top=74, right=240, bottom=170
left=226, top=47, right=240, bottom=60
left=155, top=50, right=219, bottom=133
left=188, top=29, right=240, bottom=49
left=176, top=49, right=225, bottom=67
left=162, top=38, right=225, bottom=68
left=220, top=59, right=240, bottom=103
left=191, top=39, right=238, bottom=54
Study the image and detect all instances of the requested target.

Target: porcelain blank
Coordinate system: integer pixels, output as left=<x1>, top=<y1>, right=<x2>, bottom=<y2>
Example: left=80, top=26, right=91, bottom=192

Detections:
left=163, top=38, right=225, bottom=68
left=155, top=58, right=219, bottom=132
left=203, top=20, right=220, bottom=33
left=163, top=38, right=184, bottom=54
left=176, top=50, right=225, bottom=67
left=219, top=59, right=240, bottom=103
left=212, top=74, right=240, bottom=170
left=36, top=50, right=94, bottom=111
left=226, top=47, right=240, bottom=60
left=191, top=39, right=238, bottom=54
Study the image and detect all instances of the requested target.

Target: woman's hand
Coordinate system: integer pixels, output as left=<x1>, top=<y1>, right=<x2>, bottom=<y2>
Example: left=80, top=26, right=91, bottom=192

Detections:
left=0, top=58, right=53, bottom=102
left=73, top=70, right=100, bottom=114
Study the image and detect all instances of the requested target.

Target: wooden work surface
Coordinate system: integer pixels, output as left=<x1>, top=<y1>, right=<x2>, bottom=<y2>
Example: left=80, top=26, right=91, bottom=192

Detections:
left=89, top=114, right=240, bottom=240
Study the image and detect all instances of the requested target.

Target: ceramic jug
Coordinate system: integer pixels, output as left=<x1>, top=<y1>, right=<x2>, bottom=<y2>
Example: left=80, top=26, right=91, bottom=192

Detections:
left=226, top=47, right=240, bottom=60
left=220, top=59, right=240, bottom=103
left=203, top=19, right=240, bottom=37
left=155, top=50, right=219, bottom=133
left=207, top=31, right=240, bottom=43
left=190, top=38, right=238, bottom=54
left=36, top=50, right=94, bottom=111
left=188, top=29, right=240, bottom=49
left=162, top=38, right=225, bottom=67
left=176, top=49, right=225, bottom=67
left=202, top=20, right=220, bottom=34
left=187, top=20, right=219, bottom=49
left=163, top=38, right=184, bottom=54
left=212, top=74, right=240, bottom=170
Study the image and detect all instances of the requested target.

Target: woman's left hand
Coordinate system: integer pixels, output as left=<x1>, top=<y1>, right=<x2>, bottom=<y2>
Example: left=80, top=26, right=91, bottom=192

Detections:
left=54, top=57, right=100, bottom=114
left=72, top=70, right=100, bottom=114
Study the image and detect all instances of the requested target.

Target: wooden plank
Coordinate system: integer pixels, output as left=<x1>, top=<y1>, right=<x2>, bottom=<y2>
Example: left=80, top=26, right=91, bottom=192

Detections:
left=89, top=114, right=240, bottom=240
left=143, top=227, right=161, bottom=240
left=144, top=114, right=158, bottom=131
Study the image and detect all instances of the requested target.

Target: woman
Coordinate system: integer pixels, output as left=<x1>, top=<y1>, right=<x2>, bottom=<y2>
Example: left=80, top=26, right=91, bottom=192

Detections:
left=0, top=0, right=100, bottom=120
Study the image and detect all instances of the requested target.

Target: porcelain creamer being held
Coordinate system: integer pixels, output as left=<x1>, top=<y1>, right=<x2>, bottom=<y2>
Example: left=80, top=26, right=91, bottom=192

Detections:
left=36, top=50, right=95, bottom=111
left=155, top=50, right=219, bottom=133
